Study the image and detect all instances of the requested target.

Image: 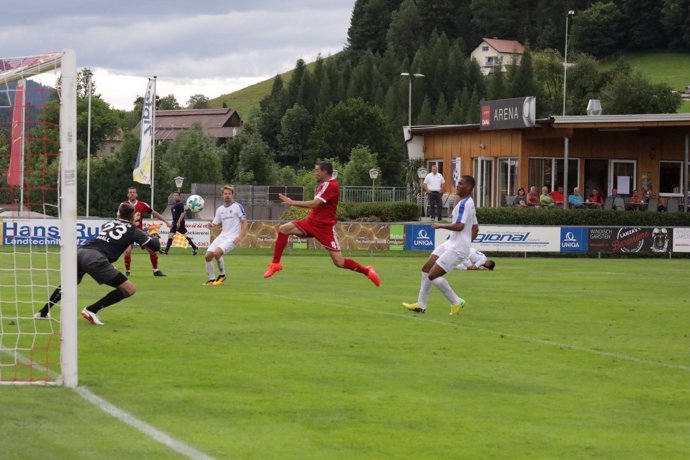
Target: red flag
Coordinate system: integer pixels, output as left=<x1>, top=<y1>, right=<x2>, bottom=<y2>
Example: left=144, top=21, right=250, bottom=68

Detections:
left=7, top=80, right=24, bottom=186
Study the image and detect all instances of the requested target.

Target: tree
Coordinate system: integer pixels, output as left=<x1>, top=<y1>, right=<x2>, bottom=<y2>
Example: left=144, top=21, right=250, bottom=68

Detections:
left=76, top=68, right=96, bottom=98
left=347, top=0, right=394, bottom=53
left=470, top=0, right=518, bottom=42
left=386, top=0, right=424, bottom=60
left=661, top=0, right=690, bottom=50
left=165, top=124, right=222, bottom=184
left=79, top=130, right=173, bottom=217
left=621, top=0, right=664, bottom=50
left=348, top=50, right=379, bottom=103
left=278, top=104, right=313, bottom=165
left=449, top=96, right=463, bottom=124
left=509, top=50, right=538, bottom=98
left=467, top=86, right=481, bottom=123
left=532, top=0, right=566, bottom=51
left=342, top=145, right=379, bottom=186
left=464, top=58, right=486, bottom=101
left=256, top=75, right=288, bottom=155
left=459, top=86, right=471, bottom=123
left=566, top=53, right=604, bottom=115
left=222, top=133, right=245, bottom=182
left=306, top=98, right=401, bottom=184
left=186, top=94, right=210, bottom=109
left=433, top=93, right=449, bottom=124
left=417, top=0, right=465, bottom=42
left=237, top=131, right=276, bottom=184
left=158, top=94, right=181, bottom=110
left=600, top=66, right=681, bottom=114
left=570, top=2, right=625, bottom=58
left=487, top=69, right=508, bottom=101
left=417, top=95, right=433, bottom=124
left=533, top=49, right=564, bottom=116
left=76, top=95, right=119, bottom=160
left=426, top=31, right=453, bottom=105
left=288, top=59, right=308, bottom=107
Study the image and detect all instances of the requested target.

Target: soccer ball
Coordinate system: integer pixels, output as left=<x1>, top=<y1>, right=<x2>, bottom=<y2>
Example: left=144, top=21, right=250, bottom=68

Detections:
left=186, top=194, right=205, bottom=213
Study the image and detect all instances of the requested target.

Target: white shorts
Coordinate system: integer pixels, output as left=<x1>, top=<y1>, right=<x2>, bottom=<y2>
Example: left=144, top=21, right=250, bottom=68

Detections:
left=207, top=233, right=238, bottom=255
left=433, top=241, right=469, bottom=273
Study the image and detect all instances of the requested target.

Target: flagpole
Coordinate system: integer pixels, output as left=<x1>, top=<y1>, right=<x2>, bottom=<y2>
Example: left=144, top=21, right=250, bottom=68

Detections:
left=151, top=75, right=157, bottom=211
left=86, top=75, right=92, bottom=217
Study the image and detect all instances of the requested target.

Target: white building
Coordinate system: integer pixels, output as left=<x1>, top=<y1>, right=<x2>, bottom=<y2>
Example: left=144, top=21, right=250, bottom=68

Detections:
left=470, top=38, right=525, bottom=75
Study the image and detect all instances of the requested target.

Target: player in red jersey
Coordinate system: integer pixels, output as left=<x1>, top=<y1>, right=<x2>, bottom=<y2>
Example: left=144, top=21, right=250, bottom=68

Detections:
left=263, top=161, right=380, bottom=286
left=122, top=185, right=171, bottom=276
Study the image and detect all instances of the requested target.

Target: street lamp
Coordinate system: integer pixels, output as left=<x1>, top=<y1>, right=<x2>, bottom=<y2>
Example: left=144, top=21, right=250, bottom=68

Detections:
left=562, top=10, right=575, bottom=116
left=174, top=176, right=184, bottom=191
left=369, top=168, right=380, bottom=202
left=401, top=72, right=425, bottom=126
left=416, top=166, right=428, bottom=219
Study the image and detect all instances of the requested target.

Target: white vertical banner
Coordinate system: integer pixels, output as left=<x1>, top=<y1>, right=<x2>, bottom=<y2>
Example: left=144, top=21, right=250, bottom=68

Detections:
left=132, top=78, right=154, bottom=185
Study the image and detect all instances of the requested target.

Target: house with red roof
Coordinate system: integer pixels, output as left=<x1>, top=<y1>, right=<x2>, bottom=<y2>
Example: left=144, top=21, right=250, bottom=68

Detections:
left=151, top=108, right=243, bottom=143
left=470, top=38, right=525, bottom=75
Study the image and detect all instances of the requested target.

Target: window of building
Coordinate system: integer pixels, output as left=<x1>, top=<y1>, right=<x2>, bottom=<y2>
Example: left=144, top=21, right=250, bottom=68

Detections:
left=482, top=45, right=489, bottom=52
left=498, top=158, right=518, bottom=205
left=609, top=160, right=636, bottom=195
left=473, top=157, right=494, bottom=207
left=426, top=160, right=444, bottom=176
left=659, top=161, right=682, bottom=193
left=528, top=157, right=579, bottom=193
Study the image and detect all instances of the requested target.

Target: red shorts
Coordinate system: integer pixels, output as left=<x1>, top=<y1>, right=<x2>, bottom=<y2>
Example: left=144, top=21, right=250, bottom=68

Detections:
left=293, top=219, right=341, bottom=252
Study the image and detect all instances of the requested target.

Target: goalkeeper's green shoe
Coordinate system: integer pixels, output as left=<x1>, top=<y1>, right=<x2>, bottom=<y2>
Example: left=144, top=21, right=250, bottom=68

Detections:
left=403, top=302, right=426, bottom=313
left=449, top=299, right=466, bottom=316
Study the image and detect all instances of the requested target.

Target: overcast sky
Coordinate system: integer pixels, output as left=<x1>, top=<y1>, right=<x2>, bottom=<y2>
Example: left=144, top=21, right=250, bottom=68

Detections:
left=1, top=0, right=356, bottom=110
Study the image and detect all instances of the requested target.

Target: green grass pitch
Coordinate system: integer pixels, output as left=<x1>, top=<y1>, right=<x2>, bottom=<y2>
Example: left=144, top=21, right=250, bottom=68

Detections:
left=1, top=250, right=689, bottom=459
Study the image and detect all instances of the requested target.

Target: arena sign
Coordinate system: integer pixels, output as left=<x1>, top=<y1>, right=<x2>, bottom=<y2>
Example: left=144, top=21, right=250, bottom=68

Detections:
left=480, top=96, right=536, bottom=131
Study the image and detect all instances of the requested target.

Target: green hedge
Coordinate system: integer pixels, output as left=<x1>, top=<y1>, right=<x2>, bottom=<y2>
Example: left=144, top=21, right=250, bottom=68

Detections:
left=476, top=207, right=690, bottom=226
left=281, top=201, right=418, bottom=222
left=281, top=203, right=690, bottom=225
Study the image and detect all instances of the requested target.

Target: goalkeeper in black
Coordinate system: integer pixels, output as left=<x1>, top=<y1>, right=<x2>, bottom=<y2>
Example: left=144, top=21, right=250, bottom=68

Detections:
left=35, top=202, right=160, bottom=326
left=161, top=190, right=198, bottom=255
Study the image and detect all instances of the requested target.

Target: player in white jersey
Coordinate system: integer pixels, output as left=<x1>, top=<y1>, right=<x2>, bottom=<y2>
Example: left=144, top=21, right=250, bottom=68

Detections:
left=403, top=175, right=477, bottom=315
left=204, top=185, right=248, bottom=286
left=456, top=247, right=495, bottom=271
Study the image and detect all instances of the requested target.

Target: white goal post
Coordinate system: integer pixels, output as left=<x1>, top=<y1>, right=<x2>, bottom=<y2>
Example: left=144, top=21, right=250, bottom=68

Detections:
left=0, top=50, right=77, bottom=387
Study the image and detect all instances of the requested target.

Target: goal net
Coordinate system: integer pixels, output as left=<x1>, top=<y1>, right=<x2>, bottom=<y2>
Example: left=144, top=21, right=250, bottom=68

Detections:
left=0, top=50, right=77, bottom=386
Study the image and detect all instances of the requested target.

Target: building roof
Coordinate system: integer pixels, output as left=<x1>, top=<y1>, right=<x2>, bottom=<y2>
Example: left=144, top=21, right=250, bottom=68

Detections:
left=408, top=113, right=690, bottom=135
left=548, top=114, right=690, bottom=128
left=481, top=38, right=525, bottom=54
left=148, top=108, right=243, bottom=141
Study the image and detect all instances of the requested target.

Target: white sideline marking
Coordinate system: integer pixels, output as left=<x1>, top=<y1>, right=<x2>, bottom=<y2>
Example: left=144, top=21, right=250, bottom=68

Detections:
left=75, top=387, right=215, bottom=460
left=2, top=350, right=214, bottom=459
left=263, top=293, right=690, bottom=373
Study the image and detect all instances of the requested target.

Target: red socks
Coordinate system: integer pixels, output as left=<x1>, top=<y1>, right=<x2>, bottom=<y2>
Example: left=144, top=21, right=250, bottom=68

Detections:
left=150, top=252, right=158, bottom=270
left=272, top=233, right=288, bottom=263
left=124, top=254, right=131, bottom=271
left=343, top=258, right=369, bottom=274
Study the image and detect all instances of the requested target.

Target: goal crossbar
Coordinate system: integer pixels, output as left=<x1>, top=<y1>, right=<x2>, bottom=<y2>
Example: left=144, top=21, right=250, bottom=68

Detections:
left=0, top=52, right=64, bottom=85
